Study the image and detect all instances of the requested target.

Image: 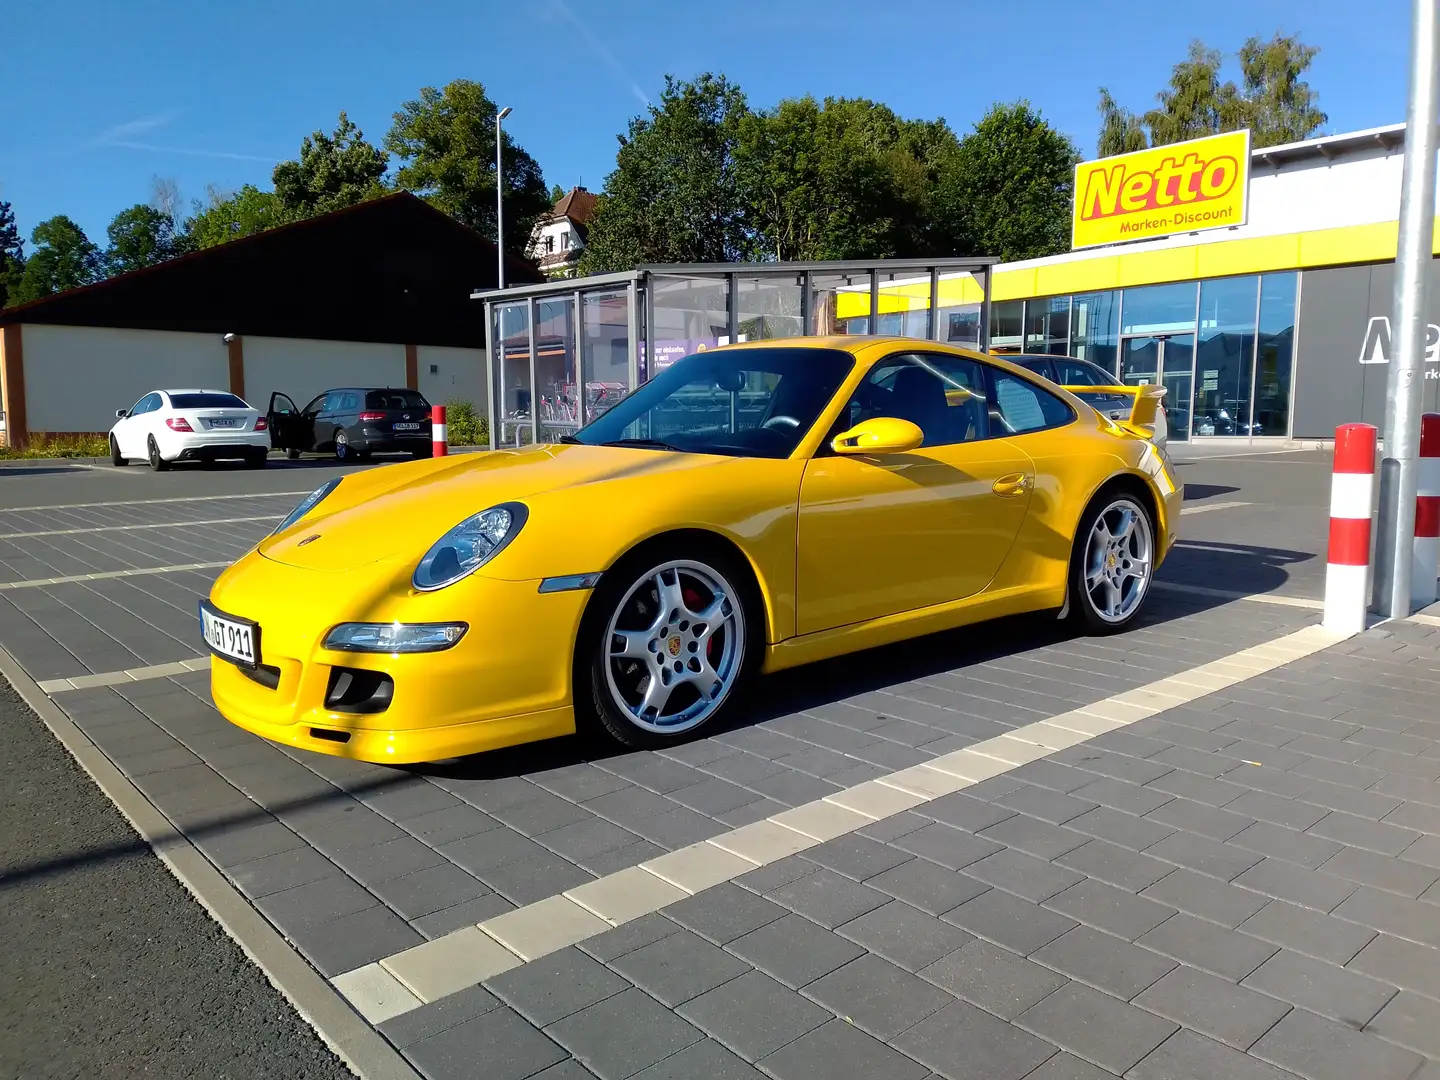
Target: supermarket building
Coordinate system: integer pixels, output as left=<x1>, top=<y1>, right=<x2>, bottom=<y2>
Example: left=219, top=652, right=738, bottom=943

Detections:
left=479, top=121, right=1431, bottom=445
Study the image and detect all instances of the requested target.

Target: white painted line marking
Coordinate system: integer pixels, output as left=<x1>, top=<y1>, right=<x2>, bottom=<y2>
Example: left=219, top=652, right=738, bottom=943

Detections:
left=0, top=515, right=278, bottom=539
left=0, top=561, right=231, bottom=592
left=1180, top=501, right=1252, bottom=515
left=1153, top=581, right=1325, bottom=610
left=333, top=621, right=1347, bottom=1022
left=1410, top=613, right=1440, bottom=627
left=39, top=656, right=208, bottom=694
left=0, top=491, right=310, bottom=514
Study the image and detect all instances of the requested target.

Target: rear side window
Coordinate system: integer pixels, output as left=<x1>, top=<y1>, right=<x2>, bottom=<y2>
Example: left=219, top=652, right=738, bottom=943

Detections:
left=169, top=393, right=248, bottom=409
left=1017, top=358, right=1056, bottom=381
left=340, top=392, right=361, bottom=411
left=1053, top=359, right=1114, bottom=388
left=366, top=390, right=430, bottom=410
left=990, top=370, right=1075, bottom=435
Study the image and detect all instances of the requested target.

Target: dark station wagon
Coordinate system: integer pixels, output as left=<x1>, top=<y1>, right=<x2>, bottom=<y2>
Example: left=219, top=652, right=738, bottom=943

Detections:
left=267, top=387, right=434, bottom=462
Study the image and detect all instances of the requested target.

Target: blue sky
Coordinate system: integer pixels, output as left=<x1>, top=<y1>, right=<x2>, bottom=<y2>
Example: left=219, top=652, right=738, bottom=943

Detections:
left=2, top=0, right=1410, bottom=246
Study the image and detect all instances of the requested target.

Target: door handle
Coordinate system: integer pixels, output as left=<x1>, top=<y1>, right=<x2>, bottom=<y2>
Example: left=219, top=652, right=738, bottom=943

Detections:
left=992, top=472, right=1031, bottom=497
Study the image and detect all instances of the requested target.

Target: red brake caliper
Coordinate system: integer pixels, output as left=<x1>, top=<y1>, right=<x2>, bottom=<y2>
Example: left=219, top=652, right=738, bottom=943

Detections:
left=682, top=586, right=720, bottom=662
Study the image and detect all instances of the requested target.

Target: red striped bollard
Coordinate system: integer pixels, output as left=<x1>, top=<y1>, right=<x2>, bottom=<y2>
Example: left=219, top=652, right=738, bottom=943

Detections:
left=1323, top=423, right=1377, bottom=635
left=1413, top=413, right=1440, bottom=608
left=431, top=405, right=448, bottom=457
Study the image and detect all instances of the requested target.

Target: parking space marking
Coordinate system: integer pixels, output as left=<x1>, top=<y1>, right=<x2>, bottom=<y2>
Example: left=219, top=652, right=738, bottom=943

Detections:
left=335, top=622, right=1345, bottom=1023
left=0, top=561, right=232, bottom=592
left=0, top=491, right=310, bottom=514
left=0, top=515, right=279, bottom=540
left=1153, top=581, right=1324, bottom=610
left=1179, top=500, right=1252, bottom=515
left=38, top=657, right=209, bottom=693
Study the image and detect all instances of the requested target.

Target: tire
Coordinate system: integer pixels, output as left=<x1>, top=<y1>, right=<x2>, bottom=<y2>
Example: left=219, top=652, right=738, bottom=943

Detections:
left=412, top=447, right=433, bottom=460
left=286, top=448, right=300, bottom=461
left=147, top=435, right=169, bottom=472
left=110, top=435, right=127, bottom=467
left=578, top=542, right=762, bottom=749
left=333, top=428, right=352, bottom=463
left=245, top=451, right=268, bottom=469
left=1067, top=487, right=1155, bottom=635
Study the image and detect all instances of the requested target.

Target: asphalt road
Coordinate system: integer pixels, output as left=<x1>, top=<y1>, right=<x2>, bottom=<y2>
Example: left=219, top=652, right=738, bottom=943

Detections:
left=0, top=677, right=354, bottom=1080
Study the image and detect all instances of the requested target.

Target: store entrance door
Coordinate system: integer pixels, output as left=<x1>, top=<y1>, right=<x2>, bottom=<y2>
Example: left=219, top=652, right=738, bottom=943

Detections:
left=1120, top=334, right=1194, bottom=441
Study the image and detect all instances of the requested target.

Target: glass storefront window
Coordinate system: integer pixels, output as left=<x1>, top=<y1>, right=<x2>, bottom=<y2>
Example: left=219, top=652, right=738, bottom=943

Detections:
left=735, top=273, right=803, bottom=341
left=811, top=271, right=874, bottom=335
left=534, top=296, right=577, bottom=443
left=874, top=270, right=932, bottom=339
left=1025, top=296, right=1071, bottom=355
left=934, top=270, right=984, bottom=348
left=1071, top=291, right=1120, bottom=374
left=492, top=301, right=532, bottom=447
left=1253, top=272, right=1297, bottom=437
left=990, top=300, right=1024, bottom=354
left=1193, top=276, right=1258, bottom=437
left=1121, top=282, right=1198, bottom=335
left=580, top=290, right=631, bottom=424
left=648, top=275, right=729, bottom=381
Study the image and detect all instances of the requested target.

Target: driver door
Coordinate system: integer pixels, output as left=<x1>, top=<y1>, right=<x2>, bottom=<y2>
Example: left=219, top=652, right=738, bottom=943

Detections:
left=797, top=352, right=1035, bottom=636
left=267, top=392, right=299, bottom=450
left=116, top=393, right=156, bottom=457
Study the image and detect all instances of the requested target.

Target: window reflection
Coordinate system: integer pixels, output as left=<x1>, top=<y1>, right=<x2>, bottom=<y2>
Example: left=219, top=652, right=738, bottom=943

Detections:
left=1071, top=291, right=1121, bottom=375
left=1024, top=296, right=1071, bottom=355
left=1254, top=273, right=1297, bottom=437
left=1194, top=276, right=1259, bottom=436
left=990, top=300, right=1024, bottom=353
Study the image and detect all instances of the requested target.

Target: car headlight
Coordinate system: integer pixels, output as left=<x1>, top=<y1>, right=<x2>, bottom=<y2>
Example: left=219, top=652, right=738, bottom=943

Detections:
left=273, top=478, right=342, bottom=536
left=324, top=622, right=468, bottom=653
left=413, top=503, right=528, bottom=592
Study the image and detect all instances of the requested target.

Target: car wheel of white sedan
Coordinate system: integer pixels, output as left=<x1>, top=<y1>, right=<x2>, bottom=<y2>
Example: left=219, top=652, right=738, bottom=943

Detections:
left=147, top=435, right=169, bottom=472
left=1070, top=490, right=1154, bottom=634
left=110, top=435, right=127, bottom=467
left=584, top=547, right=759, bottom=747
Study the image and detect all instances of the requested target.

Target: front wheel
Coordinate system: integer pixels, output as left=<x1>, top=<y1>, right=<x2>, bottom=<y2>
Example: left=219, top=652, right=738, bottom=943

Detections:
left=147, top=435, right=169, bottom=472
left=1068, top=490, right=1155, bottom=634
left=110, top=435, right=127, bottom=467
left=333, top=428, right=352, bottom=463
left=580, top=548, right=760, bottom=748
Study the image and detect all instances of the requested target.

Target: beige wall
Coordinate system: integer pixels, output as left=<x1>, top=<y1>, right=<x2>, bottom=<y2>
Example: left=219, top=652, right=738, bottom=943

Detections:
left=416, top=345, right=487, bottom=412
left=22, top=324, right=229, bottom=433
left=243, top=337, right=406, bottom=413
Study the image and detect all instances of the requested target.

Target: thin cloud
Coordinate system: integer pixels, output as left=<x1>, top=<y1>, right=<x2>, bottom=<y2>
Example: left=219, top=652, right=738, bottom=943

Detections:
left=549, top=0, right=651, bottom=108
left=106, top=140, right=277, bottom=163
left=93, top=109, right=182, bottom=146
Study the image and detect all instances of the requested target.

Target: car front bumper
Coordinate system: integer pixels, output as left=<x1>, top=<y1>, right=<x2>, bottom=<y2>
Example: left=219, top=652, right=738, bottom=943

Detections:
left=206, top=551, right=590, bottom=763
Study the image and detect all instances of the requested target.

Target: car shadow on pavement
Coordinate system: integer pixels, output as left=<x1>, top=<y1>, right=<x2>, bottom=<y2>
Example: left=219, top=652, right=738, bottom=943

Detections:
left=1181, top=482, right=1241, bottom=501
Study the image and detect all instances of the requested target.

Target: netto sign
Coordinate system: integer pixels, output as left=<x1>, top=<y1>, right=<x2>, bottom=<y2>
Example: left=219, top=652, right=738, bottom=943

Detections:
left=1358, top=316, right=1440, bottom=379
left=1072, top=130, right=1252, bottom=250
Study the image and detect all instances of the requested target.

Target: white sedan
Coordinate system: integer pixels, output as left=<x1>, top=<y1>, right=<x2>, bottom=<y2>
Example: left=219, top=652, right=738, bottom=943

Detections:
left=110, top=389, right=271, bottom=471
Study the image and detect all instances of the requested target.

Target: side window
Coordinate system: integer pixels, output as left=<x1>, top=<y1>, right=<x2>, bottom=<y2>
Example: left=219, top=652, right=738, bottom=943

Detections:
left=833, top=353, right=989, bottom=449
left=1053, top=359, right=1112, bottom=387
left=1019, top=358, right=1057, bottom=383
left=989, top=370, right=1075, bottom=436
left=340, top=392, right=360, bottom=411
left=303, top=394, right=327, bottom=416
left=127, top=395, right=150, bottom=416
left=141, top=393, right=162, bottom=414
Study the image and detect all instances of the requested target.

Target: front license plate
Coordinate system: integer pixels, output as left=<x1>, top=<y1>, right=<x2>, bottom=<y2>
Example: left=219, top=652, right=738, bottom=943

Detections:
left=200, top=604, right=260, bottom=667
left=393, top=423, right=421, bottom=431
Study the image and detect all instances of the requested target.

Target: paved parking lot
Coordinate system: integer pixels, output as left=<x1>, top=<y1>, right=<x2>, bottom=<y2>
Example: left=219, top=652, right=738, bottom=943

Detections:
left=9, top=448, right=1440, bottom=1080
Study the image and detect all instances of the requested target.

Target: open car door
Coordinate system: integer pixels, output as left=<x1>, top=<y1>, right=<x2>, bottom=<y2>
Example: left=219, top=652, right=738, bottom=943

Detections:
left=267, top=392, right=302, bottom=451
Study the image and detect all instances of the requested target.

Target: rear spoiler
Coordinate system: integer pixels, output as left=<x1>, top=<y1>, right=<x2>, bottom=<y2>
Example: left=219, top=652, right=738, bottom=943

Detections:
left=1060, top=383, right=1167, bottom=438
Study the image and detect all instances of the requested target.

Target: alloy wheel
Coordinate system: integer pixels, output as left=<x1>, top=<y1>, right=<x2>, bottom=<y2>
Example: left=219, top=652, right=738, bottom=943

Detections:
left=334, top=430, right=349, bottom=461
left=1083, top=497, right=1153, bottom=624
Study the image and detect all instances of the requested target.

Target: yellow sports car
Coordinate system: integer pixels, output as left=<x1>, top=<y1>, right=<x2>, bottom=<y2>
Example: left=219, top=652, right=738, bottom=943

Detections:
left=203, top=337, right=1180, bottom=764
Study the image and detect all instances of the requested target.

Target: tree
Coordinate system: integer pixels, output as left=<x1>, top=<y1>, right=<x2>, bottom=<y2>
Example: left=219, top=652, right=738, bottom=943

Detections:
left=386, top=80, right=551, bottom=256
left=104, top=204, right=184, bottom=275
left=1096, top=89, right=1149, bottom=157
left=550, top=183, right=565, bottom=204
left=936, top=102, right=1078, bottom=262
left=0, top=201, right=23, bottom=309
left=8, top=216, right=102, bottom=304
left=1144, top=42, right=1242, bottom=147
left=580, top=73, right=752, bottom=272
left=1235, top=33, right=1327, bottom=146
left=272, top=112, right=389, bottom=219
left=185, top=184, right=289, bottom=249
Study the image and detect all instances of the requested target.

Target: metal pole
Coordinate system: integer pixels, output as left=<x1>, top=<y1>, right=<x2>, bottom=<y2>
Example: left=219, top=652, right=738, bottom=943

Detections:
left=496, top=106, right=511, bottom=290
left=1376, top=0, right=1439, bottom=618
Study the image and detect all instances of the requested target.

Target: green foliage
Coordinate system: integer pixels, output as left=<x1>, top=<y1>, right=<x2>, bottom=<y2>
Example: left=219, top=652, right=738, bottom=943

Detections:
left=104, top=204, right=187, bottom=275
left=443, top=400, right=489, bottom=446
left=0, top=200, right=23, bottom=309
left=8, top=216, right=102, bottom=304
left=550, top=183, right=565, bottom=204
left=1235, top=33, right=1327, bottom=147
left=0, top=432, right=111, bottom=458
left=386, top=80, right=551, bottom=255
left=272, top=112, right=389, bottom=219
left=580, top=74, right=753, bottom=272
left=1096, top=89, right=1149, bottom=158
left=185, top=185, right=289, bottom=250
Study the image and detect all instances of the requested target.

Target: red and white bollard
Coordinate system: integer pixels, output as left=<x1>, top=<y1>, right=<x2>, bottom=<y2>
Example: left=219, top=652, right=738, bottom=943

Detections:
left=1413, top=413, right=1440, bottom=609
left=1323, top=423, right=1377, bottom=635
left=431, top=405, right=448, bottom=458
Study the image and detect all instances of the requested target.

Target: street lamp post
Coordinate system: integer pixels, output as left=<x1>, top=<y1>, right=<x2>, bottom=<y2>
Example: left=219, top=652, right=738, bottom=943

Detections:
left=496, top=106, right=512, bottom=290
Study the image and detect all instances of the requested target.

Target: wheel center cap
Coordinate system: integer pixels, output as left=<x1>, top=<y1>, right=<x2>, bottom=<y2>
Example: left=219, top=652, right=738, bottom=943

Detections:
left=665, top=635, right=683, bottom=658
left=1106, top=551, right=1117, bottom=570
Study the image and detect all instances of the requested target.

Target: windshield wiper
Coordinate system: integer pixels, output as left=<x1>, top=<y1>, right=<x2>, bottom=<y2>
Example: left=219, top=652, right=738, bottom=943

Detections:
left=558, top=434, right=583, bottom=443
left=600, top=437, right=685, bottom=452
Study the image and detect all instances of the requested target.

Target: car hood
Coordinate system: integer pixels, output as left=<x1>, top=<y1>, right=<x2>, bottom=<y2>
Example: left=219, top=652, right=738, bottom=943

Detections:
left=259, top=444, right=731, bottom=572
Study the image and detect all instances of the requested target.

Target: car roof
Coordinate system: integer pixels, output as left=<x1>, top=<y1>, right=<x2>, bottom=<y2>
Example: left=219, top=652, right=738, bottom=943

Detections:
left=155, top=388, right=238, bottom=395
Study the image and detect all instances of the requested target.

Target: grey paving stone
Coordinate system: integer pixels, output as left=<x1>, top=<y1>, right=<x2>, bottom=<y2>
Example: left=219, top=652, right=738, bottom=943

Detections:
left=734, top=853, right=816, bottom=894
left=1070, top=776, right=1174, bottom=817
left=1382, top=801, right=1440, bottom=834
left=763, top=868, right=890, bottom=929
left=1347, top=934, right=1440, bottom=1000
left=1139, top=868, right=1267, bottom=928
left=530, top=763, right=634, bottom=804
left=1144, top=831, right=1262, bottom=881
left=669, top=777, right=766, bottom=817
left=370, top=863, right=493, bottom=920
left=743, top=769, right=842, bottom=807
left=804, top=953, right=952, bottom=1040
left=545, top=988, right=703, bottom=1080
left=1320, top=845, right=1440, bottom=897
left=1233, top=859, right=1358, bottom=914
left=865, top=855, right=991, bottom=915
left=486, top=947, right=630, bottom=1027
left=1147, top=769, right=1249, bottom=808
left=629, top=1039, right=763, bottom=1080
left=798, top=833, right=915, bottom=882
left=920, top=790, right=1018, bottom=833
left=1016, top=981, right=1178, bottom=1076
left=662, top=883, right=787, bottom=945
left=892, top=999, right=1060, bottom=1080
left=535, top=817, right=642, bottom=862
left=1334, top=886, right=1440, bottom=948
left=1009, top=759, right=1094, bottom=794
left=379, top=984, right=503, bottom=1048
left=631, top=806, right=725, bottom=849
left=857, top=811, right=931, bottom=843
left=406, top=1004, right=567, bottom=1080
left=1365, top=991, right=1440, bottom=1060
left=192, top=818, right=306, bottom=868
left=608, top=927, right=751, bottom=1008
left=725, top=913, right=865, bottom=989
left=1133, top=965, right=1292, bottom=1052
left=329, top=836, right=446, bottom=885
left=836, top=899, right=973, bottom=972
left=980, top=814, right=1090, bottom=860
left=701, top=750, right=788, bottom=787
left=576, top=839, right=666, bottom=878
left=1021, top=1053, right=1116, bottom=1080
left=942, top=887, right=1078, bottom=955
left=578, top=912, right=679, bottom=963
left=1237, top=900, right=1377, bottom=966
left=1397, top=833, right=1440, bottom=868
left=996, top=783, right=1100, bottom=826
left=717, top=797, right=786, bottom=828
left=891, top=821, right=1004, bottom=871
left=964, top=848, right=1084, bottom=904
left=1250, top=1007, right=1424, bottom=1080
left=1244, top=950, right=1397, bottom=1029
left=1067, top=807, right=1176, bottom=853
left=1146, top=796, right=1254, bottom=842
left=412, top=894, right=517, bottom=939
left=1044, top=879, right=1176, bottom=942
left=1128, top=1029, right=1303, bottom=1080
left=1031, top=924, right=1176, bottom=1000
left=676, top=969, right=829, bottom=1060
left=598, top=753, right=706, bottom=795
left=1225, top=791, right=1330, bottom=832
left=479, top=851, right=596, bottom=906
left=757, top=1017, right=929, bottom=1080
left=1136, top=912, right=1277, bottom=982
left=253, top=874, right=378, bottom=931
left=920, top=939, right=1068, bottom=1019
left=527, top=1062, right=598, bottom=1080
left=288, top=903, right=424, bottom=977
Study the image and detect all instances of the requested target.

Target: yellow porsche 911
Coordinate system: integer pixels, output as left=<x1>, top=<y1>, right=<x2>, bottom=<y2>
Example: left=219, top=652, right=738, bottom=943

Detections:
left=203, top=337, right=1180, bottom=764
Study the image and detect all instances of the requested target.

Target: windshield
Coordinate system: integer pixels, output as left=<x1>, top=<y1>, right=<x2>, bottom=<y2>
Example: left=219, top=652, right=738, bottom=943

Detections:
left=570, top=347, right=854, bottom=458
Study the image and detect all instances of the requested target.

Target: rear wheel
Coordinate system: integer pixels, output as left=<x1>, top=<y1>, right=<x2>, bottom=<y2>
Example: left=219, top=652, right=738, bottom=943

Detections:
left=147, top=435, right=169, bottom=472
left=245, top=450, right=268, bottom=469
left=1068, top=490, right=1154, bottom=634
left=580, top=545, right=760, bottom=748
left=110, top=435, right=127, bottom=467
left=286, top=448, right=300, bottom=461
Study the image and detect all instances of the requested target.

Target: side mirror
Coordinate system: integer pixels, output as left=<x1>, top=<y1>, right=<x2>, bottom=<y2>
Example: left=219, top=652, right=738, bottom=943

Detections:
left=831, top=417, right=924, bottom=456
left=115, top=409, right=128, bottom=419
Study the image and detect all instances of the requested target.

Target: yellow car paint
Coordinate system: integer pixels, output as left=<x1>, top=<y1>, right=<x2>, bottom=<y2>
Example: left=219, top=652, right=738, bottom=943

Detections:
left=207, top=336, right=1181, bottom=764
